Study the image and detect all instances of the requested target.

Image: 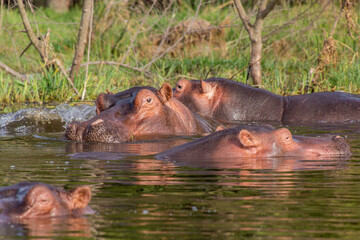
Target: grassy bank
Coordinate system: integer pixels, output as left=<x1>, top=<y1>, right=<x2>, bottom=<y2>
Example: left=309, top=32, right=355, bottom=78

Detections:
left=0, top=1, right=359, bottom=104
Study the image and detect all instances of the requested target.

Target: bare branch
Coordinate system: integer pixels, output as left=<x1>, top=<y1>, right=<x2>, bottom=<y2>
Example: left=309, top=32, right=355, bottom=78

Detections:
left=143, top=0, right=203, bottom=70
left=69, top=0, right=92, bottom=80
left=0, top=61, right=27, bottom=81
left=258, top=0, right=279, bottom=20
left=26, top=0, right=40, bottom=35
left=120, top=0, right=158, bottom=64
left=16, top=0, right=47, bottom=62
left=330, top=0, right=343, bottom=37
left=3, top=27, right=22, bottom=69
left=233, top=0, right=252, bottom=32
left=0, top=0, right=3, bottom=34
left=82, top=0, right=94, bottom=100
left=262, top=2, right=316, bottom=43
left=67, top=61, right=152, bottom=79
left=54, top=59, right=80, bottom=95
left=20, top=42, right=32, bottom=57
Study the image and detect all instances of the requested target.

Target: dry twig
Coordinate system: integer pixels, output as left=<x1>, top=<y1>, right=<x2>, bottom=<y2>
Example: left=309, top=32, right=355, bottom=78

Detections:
left=69, top=0, right=93, bottom=81
left=0, top=61, right=27, bottom=81
left=143, top=0, right=204, bottom=70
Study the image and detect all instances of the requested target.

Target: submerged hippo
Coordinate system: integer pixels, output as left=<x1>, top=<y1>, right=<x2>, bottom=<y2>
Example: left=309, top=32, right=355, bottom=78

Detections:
left=156, top=125, right=351, bottom=159
left=65, top=83, right=212, bottom=143
left=173, top=77, right=360, bottom=124
left=0, top=182, right=92, bottom=220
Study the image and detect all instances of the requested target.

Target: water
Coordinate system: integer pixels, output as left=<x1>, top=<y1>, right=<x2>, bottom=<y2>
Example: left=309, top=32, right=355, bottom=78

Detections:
left=1, top=105, right=360, bottom=239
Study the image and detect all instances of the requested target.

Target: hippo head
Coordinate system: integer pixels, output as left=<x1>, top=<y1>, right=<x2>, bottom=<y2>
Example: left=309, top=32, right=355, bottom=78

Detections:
left=65, top=83, right=208, bottom=143
left=173, top=79, right=218, bottom=118
left=0, top=182, right=92, bottom=219
left=237, top=127, right=351, bottom=157
left=95, top=86, right=157, bottom=114
left=156, top=125, right=351, bottom=160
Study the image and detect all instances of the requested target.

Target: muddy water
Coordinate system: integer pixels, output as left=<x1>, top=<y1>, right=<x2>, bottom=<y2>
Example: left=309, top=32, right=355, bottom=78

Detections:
left=1, top=105, right=360, bottom=239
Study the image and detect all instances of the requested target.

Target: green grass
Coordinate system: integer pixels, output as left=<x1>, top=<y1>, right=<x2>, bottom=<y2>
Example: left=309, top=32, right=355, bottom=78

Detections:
left=0, top=1, right=359, bottom=104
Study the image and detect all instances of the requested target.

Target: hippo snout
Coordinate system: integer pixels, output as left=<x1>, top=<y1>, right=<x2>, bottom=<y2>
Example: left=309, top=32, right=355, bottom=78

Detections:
left=64, top=122, right=84, bottom=142
left=332, top=135, right=345, bottom=141
left=82, top=120, right=129, bottom=143
left=331, top=135, right=351, bottom=155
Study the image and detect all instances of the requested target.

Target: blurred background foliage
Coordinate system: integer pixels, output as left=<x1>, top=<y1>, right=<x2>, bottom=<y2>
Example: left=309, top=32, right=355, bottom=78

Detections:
left=0, top=0, right=359, bottom=104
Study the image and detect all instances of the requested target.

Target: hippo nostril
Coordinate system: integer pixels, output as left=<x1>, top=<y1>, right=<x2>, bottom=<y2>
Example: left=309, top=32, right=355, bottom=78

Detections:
left=332, top=135, right=345, bottom=142
left=91, top=119, right=104, bottom=126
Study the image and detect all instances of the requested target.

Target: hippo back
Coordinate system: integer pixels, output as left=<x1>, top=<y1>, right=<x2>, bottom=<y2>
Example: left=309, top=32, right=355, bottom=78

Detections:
left=283, top=92, right=360, bottom=123
left=207, top=78, right=284, bottom=123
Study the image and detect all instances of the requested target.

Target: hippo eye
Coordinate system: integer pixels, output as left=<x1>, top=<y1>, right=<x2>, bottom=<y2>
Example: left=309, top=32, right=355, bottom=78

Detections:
left=146, top=97, right=153, bottom=104
left=284, top=135, right=292, bottom=144
left=176, top=84, right=183, bottom=92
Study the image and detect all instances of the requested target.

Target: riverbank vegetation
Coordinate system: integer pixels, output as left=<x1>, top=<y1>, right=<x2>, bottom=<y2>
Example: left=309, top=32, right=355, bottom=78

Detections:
left=0, top=0, right=359, bottom=104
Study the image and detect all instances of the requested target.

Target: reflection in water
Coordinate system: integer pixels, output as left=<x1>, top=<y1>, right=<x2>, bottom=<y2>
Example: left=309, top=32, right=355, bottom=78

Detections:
left=1, top=106, right=360, bottom=239
left=66, top=137, right=190, bottom=156
left=67, top=139, right=350, bottom=199
left=0, top=217, right=93, bottom=239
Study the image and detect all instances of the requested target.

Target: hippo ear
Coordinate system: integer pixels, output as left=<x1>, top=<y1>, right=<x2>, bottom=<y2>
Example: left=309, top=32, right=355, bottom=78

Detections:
left=70, top=186, right=91, bottom=209
left=238, top=129, right=259, bottom=147
left=95, top=93, right=108, bottom=114
left=200, top=79, right=211, bottom=93
left=106, top=89, right=114, bottom=95
left=159, top=83, right=173, bottom=103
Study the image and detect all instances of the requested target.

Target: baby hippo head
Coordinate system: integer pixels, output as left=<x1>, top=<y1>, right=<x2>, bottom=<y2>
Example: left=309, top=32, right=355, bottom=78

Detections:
left=0, top=182, right=92, bottom=219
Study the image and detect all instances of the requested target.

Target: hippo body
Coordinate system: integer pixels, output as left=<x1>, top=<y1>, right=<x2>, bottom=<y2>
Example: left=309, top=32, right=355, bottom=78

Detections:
left=0, top=182, right=92, bottom=220
left=156, top=125, right=351, bottom=160
left=283, top=92, right=360, bottom=123
left=174, top=77, right=360, bottom=124
left=65, top=84, right=212, bottom=143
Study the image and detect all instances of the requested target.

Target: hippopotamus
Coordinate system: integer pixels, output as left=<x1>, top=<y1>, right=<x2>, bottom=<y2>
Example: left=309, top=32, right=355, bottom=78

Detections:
left=0, top=182, right=92, bottom=220
left=65, top=83, right=212, bottom=143
left=95, top=86, right=156, bottom=114
left=173, top=77, right=360, bottom=124
left=156, top=125, right=351, bottom=159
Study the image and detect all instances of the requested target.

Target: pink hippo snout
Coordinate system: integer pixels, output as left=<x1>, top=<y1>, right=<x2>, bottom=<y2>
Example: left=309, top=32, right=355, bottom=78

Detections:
left=290, top=134, right=351, bottom=157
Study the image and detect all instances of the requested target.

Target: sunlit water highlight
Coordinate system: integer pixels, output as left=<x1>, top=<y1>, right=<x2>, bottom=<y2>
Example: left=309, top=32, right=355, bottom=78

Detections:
left=1, top=105, right=360, bottom=239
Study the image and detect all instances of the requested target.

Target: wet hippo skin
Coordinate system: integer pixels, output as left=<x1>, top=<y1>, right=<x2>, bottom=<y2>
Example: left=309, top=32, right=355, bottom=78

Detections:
left=0, top=182, right=92, bottom=221
left=65, top=83, right=213, bottom=143
left=156, top=125, right=351, bottom=160
left=173, top=77, right=360, bottom=124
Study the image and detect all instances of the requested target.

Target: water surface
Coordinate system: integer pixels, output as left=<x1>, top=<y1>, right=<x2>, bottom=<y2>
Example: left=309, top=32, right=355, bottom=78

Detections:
left=1, top=105, right=360, bottom=239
